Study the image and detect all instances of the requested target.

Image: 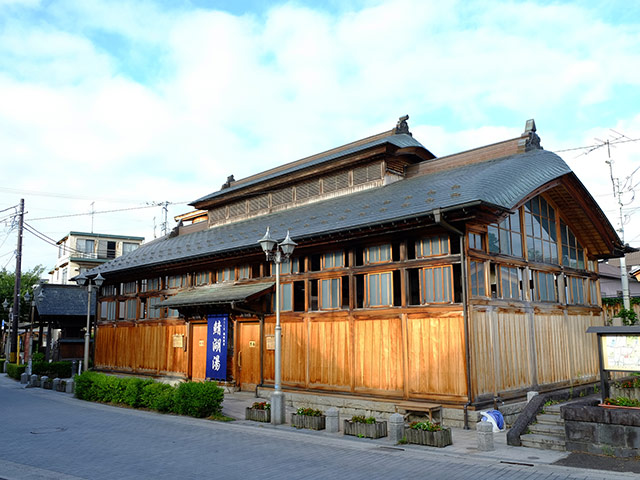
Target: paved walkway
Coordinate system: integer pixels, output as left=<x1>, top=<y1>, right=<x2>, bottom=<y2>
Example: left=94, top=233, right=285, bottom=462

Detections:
left=1, top=376, right=636, bottom=480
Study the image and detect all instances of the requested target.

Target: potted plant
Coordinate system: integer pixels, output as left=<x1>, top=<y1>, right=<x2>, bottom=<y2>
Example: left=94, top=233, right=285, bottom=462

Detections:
left=245, top=401, right=271, bottom=422
left=403, top=420, right=452, bottom=447
left=291, top=407, right=325, bottom=430
left=344, top=415, right=387, bottom=439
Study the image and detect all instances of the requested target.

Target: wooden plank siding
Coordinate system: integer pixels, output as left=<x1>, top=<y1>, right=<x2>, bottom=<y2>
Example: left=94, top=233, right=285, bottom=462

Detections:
left=469, top=307, right=602, bottom=399
left=95, top=323, right=188, bottom=376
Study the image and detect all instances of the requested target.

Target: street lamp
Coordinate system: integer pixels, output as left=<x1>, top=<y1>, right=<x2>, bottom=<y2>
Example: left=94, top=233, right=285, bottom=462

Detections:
left=74, top=273, right=105, bottom=372
left=258, top=227, right=297, bottom=425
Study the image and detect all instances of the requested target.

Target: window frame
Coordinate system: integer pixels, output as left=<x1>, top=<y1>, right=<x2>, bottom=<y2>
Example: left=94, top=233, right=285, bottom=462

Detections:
left=365, top=271, right=393, bottom=307
left=319, top=277, right=342, bottom=310
left=416, top=235, right=450, bottom=258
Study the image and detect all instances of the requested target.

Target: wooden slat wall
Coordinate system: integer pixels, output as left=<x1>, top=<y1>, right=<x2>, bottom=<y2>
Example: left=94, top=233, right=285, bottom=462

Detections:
left=470, top=308, right=603, bottom=398
left=95, top=324, right=187, bottom=375
left=406, top=315, right=466, bottom=397
left=308, top=317, right=351, bottom=389
left=353, top=317, right=403, bottom=395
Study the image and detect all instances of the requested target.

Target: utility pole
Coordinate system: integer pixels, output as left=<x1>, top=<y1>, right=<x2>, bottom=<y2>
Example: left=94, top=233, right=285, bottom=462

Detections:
left=161, top=201, right=169, bottom=236
left=10, top=199, right=24, bottom=363
left=606, top=141, right=631, bottom=310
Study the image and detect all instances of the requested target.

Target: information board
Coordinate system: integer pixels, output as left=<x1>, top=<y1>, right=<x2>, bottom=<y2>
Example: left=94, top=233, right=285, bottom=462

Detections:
left=602, top=335, right=640, bottom=372
left=206, top=314, right=228, bottom=381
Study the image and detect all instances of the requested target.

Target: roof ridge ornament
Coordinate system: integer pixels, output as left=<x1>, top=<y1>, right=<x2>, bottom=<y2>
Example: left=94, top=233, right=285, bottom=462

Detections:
left=394, top=115, right=412, bottom=136
left=221, top=175, right=235, bottom=190
left=521, top=118, right=543, bottom=151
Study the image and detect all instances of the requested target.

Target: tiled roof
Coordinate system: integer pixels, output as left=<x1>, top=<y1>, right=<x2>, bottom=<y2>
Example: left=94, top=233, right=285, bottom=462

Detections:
left=88, top=148, right=571, bottom=278
left=35, top=284, right=96, bottom=317
left=190, top=133, right=425, bottom=205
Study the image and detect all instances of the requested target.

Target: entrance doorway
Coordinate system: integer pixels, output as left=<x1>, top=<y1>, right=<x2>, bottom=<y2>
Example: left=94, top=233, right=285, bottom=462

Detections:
left=237, top=322, right=261, bottom=391
left=191, top=323, right=207, bottom=381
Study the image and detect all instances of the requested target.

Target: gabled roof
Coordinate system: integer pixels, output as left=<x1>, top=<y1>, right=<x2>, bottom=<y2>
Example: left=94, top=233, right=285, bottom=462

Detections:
left=190, top=130, right=429, bottom=207
left=87, top=148, right=591, bottom=278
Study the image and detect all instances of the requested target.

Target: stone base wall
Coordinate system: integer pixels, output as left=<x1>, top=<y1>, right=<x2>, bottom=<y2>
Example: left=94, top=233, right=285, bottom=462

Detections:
left=563, top=404, right=640, bottom=458
left=256, top=388, right=525, bottom=429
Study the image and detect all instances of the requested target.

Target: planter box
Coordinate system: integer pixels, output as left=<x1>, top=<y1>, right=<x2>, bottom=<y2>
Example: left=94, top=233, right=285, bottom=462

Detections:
left=404, top=426, right=452, bottom=448
left=344, top=420, right=387, bottom=439
left=599, top=403, right=640, bottom=410
left=245, top=407, right=271, bottom=422
left=610, top=386, right=640, bottom=401
left=291, top=413, right=325, bottom=430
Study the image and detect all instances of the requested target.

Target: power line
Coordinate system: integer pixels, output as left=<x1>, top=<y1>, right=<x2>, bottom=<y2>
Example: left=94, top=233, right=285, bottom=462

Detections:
left=28, top=203, right=170, bottom=221
left=0, top=187, right=145, bottom=204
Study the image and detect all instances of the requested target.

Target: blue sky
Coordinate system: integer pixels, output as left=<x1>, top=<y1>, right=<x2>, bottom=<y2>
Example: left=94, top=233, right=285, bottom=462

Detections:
left=0, top=0, right=639, bottom=272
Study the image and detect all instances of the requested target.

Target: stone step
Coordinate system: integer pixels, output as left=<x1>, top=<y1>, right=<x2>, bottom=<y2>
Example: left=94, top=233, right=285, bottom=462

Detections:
left=520, top=433, right=566, bottom=451
left=529, top=422, right=565, bottom=436
left=544, top=404, right=563, bottom=414
left=536, top=413, right=564, bottom=426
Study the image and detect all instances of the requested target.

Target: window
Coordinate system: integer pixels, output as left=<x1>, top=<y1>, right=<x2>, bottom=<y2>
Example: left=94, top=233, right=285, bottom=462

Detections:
left=195, top=271, right=210, bottom=286
left=417, top=235, right=449, bottom=258
left=469, top=261, right=486, bottom=297
left=322, top=251, right=344, bottom=269
left=488, top=212, right=523, bottom=258
left=100, top=301, right=108, bottom=320
left=168, top=274, right=188, bottom=289
left=420, top=266, right=452, bottom=303
left=101, top=284, right=117, bottom=296
left=98, top=240, right=117, bottom=259
left=533, top=271, right=557, bottom=302
left=148, top=297, right=163, bottom=319
left=498, top=265, right=521, bottom=300
left=238, top=265, right=251, bottom=280
left=122, top=242, right=138, bottom=255
left=61, top=268, right=67, bottom=284
left=217, top=267, right=234, bottom=283
left=524, top=196, right=558, bottom=264
left=320, top=278, right=341, bottom=309
left=146, top=277, right=160, bottom=291
left=566, top=276, right=585, bottom=305
left=277, top=283, right=293, bottom=312
left=122, top=281, right=137, bottom=294
left=365, top=244, right=391, bottom=264
left=366, top=272, right=392, bottom=307
left=167, top=307, right=179, bottom=318
left=560, top=221, right=585, bottom=269
left=279, top=258, right=300, bottom=275
left=101, top=301, right=116, bottom=321
left=589, top=279, right=599, bottom=305
left=77, top=239, right=95, bottom=255
left=468, top=232, right=483, bottom=251
left=125, top=299, right=137, bottom=320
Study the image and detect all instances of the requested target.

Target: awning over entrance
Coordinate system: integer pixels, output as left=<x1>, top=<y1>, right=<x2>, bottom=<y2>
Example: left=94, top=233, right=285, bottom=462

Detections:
left=159, top=282, right=275, bottom=308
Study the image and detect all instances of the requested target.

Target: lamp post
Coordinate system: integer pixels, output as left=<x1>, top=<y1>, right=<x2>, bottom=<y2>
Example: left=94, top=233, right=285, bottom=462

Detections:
left=75, top=273, right=105, bottom=372
left=258, top=227, right=296, bottom=425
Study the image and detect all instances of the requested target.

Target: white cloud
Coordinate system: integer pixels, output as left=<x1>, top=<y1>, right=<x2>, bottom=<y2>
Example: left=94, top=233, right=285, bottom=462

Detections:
left=0, top=0, right=639, bottom=272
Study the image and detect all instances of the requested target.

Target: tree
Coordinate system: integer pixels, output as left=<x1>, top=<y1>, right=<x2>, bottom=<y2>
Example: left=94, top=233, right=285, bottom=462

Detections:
left=0, top=265, right=46, bottom=324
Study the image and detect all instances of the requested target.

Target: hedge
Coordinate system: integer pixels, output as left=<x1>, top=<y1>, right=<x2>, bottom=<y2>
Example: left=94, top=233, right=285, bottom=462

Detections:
left=32, top=361, right=73, bottom=379
left=74, top=372, right=224, bottom=418
left=6, top=363, right=26, bottom=380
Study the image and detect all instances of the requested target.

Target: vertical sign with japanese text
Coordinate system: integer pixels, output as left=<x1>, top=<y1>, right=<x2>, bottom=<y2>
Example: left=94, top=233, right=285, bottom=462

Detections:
left=206, top=314, right=228, bottom=381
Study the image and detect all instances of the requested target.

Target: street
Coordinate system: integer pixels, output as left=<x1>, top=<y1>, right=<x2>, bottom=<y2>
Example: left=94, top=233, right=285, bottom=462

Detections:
left=0, top=377, right=631, bottom=480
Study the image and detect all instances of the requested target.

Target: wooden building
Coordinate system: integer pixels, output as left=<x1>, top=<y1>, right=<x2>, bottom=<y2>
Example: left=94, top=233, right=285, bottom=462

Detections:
left=85, top=117, right=626, bottom=414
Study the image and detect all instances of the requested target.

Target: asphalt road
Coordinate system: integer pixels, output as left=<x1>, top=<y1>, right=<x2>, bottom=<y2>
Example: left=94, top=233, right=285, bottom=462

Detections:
left=0, top=377, right=634, bottom=480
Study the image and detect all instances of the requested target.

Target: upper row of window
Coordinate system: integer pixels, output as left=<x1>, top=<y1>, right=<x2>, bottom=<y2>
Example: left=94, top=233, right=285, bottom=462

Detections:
left=481, top=196, right=587, bottom=269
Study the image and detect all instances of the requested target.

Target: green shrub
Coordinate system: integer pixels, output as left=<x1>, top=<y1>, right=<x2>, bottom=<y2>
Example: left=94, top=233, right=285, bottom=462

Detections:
left=33, top=361, right=72, bottom=379
left=32, top=352, right=45, bottom=363
left=6, top=363, right=26, bottom=380
left=74, top=371, right=103, bottom=400
left=123, top=378, right=153, bottom=408
left=174, top=381, right=224, bottom=418
left=141, top=382, right=176, bottom=413
left=351, top=415, right=376, bottom=424
left=296, top=407, right=323, bottom=416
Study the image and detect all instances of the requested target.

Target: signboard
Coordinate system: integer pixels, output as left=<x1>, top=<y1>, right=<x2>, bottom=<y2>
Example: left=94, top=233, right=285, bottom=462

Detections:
left=172, top=334, right=184, bottom=348
left=206, top=314, right=228, bottom=381
left=266, top=334, right=275, bottom=351
left=602, top=335, right=640, bottom=372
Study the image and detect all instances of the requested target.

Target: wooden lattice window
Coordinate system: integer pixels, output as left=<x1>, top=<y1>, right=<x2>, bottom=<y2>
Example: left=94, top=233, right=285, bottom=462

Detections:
left=296, top=180, right=320, bottom=202
left=271, top=187, right=293, bottom=207
left=353, top=163, right=382, bottom=185
left=322, top=171, right=349, bottom=193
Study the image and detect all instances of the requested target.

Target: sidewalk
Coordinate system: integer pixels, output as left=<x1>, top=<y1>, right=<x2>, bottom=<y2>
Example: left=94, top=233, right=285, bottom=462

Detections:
left=222, top=390, right=638, bottom=478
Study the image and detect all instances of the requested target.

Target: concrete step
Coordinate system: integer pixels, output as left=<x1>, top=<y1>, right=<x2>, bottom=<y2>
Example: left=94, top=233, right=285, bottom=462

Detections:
left=536, top=413, right=564, bottom=426
left=529, top=422, right=565, bottom=436
left=520, top=433, right=566, bottom=451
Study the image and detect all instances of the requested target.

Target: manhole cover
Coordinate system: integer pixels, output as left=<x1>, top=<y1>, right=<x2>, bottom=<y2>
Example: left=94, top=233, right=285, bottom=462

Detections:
left=30, top=427, right=67, bottom=435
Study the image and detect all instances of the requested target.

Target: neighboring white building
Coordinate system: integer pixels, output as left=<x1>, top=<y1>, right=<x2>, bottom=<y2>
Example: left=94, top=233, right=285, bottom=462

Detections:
left=49, top=231, right=144, bottom=285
